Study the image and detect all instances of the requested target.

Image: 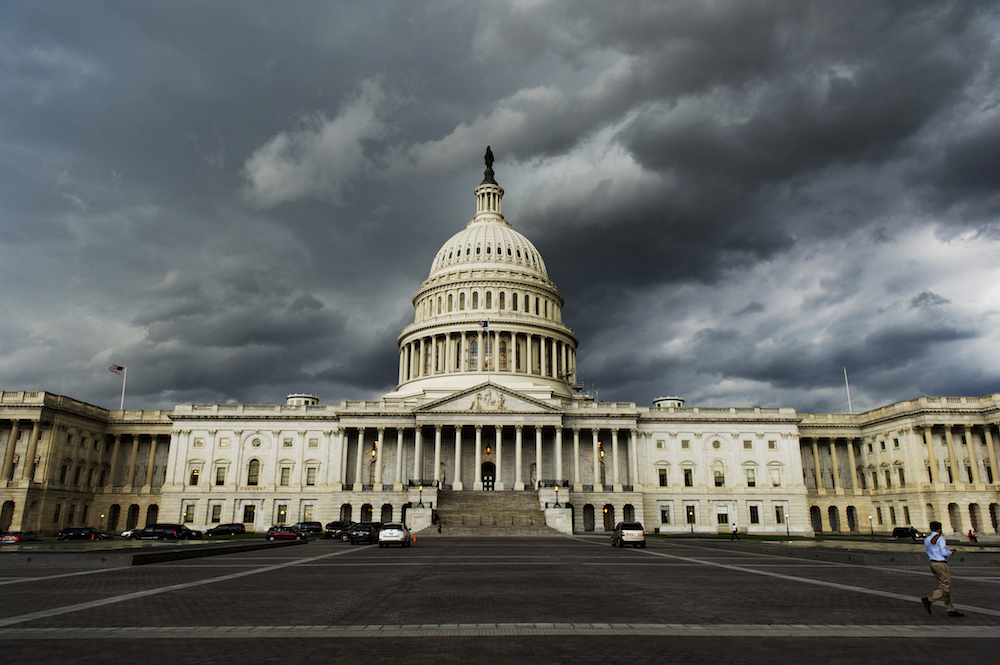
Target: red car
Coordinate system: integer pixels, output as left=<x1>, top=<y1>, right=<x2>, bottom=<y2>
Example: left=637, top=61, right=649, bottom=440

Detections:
left=265, top=526, right=308, bottom=542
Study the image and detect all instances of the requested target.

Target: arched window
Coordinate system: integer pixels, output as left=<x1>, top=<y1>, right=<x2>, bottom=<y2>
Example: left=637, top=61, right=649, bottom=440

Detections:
left=485, top=291, right=492, bottom=309
left=455, top=339, right=462, bottom=370
left=437, top=297, right=442, bottom=314
left=499, top=340, right=507, bottom=370
left=459, top=293, right=465, bottom=310
left=713, top=461, right=725, bottom=487
left=512, top=293, right=518, bottom=311
left=535, top=297, right=539, bottom=315
left=247, top=459, right=260, bottom=486
left=472, top=291, right=479, bottom=309
left=499, top=292, right=505, bottom=310
left=470, top=340, right=478, bottom=367
left=448, top=294, right=453, bottom=312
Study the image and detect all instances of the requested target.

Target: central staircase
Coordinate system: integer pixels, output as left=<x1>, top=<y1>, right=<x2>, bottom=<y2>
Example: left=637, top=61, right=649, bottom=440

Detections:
left=432, top=490, right=560, bottom=536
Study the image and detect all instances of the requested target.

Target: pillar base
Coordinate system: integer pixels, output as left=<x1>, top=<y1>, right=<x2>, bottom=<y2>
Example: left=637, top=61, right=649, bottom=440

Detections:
left=514, top=481, right=525, bottom=491
left=473, top=482, right=483, bottom=490
left=392, top=482, right=404, bottom=492
left=613, top=483, right=623, bottom=492
left=573, top=483, right=583, bottom=492
left=353, top=482, right=363, bottom=491
left=495, top=482, right=505, bottom=491
left=374, top=483, right=383, bottom=491
left=453, top=481, right=464, bottom=491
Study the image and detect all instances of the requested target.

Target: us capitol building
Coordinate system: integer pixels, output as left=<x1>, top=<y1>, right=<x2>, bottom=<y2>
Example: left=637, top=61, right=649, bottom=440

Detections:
left=2, top=153, right=999, bottom=540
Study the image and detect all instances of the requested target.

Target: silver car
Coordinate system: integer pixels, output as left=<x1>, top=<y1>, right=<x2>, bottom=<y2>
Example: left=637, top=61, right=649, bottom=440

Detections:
left=378, top=523, right=412, bottom=548
left=611, top=522, right=646, bottom=548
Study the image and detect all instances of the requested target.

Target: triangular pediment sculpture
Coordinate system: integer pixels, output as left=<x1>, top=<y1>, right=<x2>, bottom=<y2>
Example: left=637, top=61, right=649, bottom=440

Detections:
left=416, top=383, right=561, bottom=414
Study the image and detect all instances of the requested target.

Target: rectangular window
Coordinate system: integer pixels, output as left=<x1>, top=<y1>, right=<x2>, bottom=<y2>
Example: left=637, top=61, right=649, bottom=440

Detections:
left=714, top=470, right=725, bottom=487
left=685, top=505, right=696, bottom=524
left=768, top=440, right=777, bottom=450
left=716, top=511, right=729, bottom=525
left=749, top=505, right=760, bottom=524
left=903, top=506, right=911, bottom=524
left=683, top=468, right=694, bottom=487
left=880, top=440, right=886, bottom=451
left=280, top=467, right=291, bottom=487
left=306, top=467, right=317, bottom=486
left=987, top=467, right=994, bottom=484
left=774, top=505, right=785, bottom=524
left=658, top=468, right=668, bottom=487
left=53, top=504, right=61, bottom=523
left=277, top=504, right=288, bottom=524
left=67, top=504, right=76, bottom=523
left=898, top=468, right=905, bottom=487
left=770, top=469, right=781, bottom=487
left=242, top=505, right=256, bottom=523
left=867, top=443, right=873, bottom=453
left=189, top=469, right=200, bottom=486
left=681, top=439, right=690, bottom=450
left=893, top=438, right=900, bottom=449
left=303, top=505, right=314, bottom=521
left=889, top=506, right=897, bottom=525
left=743, top=440, right=753, bottom=450
left=183, top=505, right=195, bottom=523
left=193, top=437, right=204, bottom=448
left=81, top=505, right=88, bottom=524
left=876, top=507, right=884, bottom=525
left=283, top=438, right=293, bottom=448
left=884, top=470, right=892, bottom=489
left=308, top=438, right=319, bottom=448
left=656, top=439, right=665, bottom=449
left=210, top=505, right=222, bottom=523
left=660, top=507, right=670, bottom=524
left=746, top=469, right=756, bottom=487
left=215, top=466, right=226, bottom=486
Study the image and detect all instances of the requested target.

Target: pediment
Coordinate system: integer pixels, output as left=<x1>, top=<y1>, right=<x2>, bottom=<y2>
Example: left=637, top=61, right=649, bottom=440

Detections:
left=416, top=383, right=561, bottom=414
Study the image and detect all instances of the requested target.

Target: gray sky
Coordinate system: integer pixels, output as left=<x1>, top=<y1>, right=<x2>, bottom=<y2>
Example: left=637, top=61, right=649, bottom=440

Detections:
left=2, top=1, right=999, bottom=414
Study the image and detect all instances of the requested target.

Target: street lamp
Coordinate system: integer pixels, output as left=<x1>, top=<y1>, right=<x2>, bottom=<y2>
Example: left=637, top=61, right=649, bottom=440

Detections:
left=99, top=513, right=105, bottom=532
left=280, top=509, right=286, bottom=525
left=786, top=515, right=790, bottom=538
left=554, top=485, right=560, bottom=508
left=418, top=485, right=424, bottom=508
left=869, top=515, right=874, bottom=540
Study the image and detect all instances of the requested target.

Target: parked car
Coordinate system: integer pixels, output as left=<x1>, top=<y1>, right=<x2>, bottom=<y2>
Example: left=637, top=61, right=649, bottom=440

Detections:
left=119, top=528, right=140, bottom=539
left=378, top=523, right=411, bottom=548
left=892, top=526, right=925, bottom=541
left=128, top=524, right=202, bottom=541
left=325, top=521, right=356, bottom=540
left=57, top=527, right=113, bottom=541
left=266, top=525, right=308, bottom=541
left=1, top=531, right=41, bottom=544
left=291, top=521, right=323, bottom=535
left=611, top=522, right=646, bottom=548
left=347, top=524, right=378, bottom=545
left=206, top=523, right=246, bottom=537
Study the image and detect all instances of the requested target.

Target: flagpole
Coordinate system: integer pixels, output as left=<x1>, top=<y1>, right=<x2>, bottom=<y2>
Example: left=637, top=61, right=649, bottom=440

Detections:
left=844, top=367, right=853, bottom=414
left=120, top=366, right=128, bottom=411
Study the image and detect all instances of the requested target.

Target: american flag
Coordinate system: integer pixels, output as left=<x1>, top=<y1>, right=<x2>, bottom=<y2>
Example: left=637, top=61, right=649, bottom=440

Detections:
left=479, top=321, right=488, bottom=329
left=109, top=365, right=124, bottom=375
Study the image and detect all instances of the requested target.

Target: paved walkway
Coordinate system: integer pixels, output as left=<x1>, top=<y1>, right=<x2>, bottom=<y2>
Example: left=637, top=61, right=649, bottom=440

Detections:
left=1, top=535, right=998, bottom=663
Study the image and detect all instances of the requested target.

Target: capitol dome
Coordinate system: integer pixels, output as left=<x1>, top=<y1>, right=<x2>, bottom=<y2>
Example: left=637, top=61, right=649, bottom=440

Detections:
left=389, top=149, right=579, bottom=401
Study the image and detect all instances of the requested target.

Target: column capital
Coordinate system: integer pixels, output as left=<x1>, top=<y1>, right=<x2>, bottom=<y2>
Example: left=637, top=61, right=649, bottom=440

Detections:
left=377, top=426, right=385, bottom=434
left=515, top=425, right=523, bottom=432
left=475, top=424, right=482, bottom=432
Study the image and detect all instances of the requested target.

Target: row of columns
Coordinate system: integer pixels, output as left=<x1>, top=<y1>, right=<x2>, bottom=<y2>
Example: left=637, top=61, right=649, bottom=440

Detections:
left=919, top=424, right=999, bottom=486
left=399, top=329, right=575, bottom=383
left=342, top=425, right=636, bottom=492
left=1, top=419, right=43, bottom=483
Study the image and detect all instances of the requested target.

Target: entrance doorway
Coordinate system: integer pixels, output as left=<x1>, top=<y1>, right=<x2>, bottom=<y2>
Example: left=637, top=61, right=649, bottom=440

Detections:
left=481, top=462, right=495, bottom=491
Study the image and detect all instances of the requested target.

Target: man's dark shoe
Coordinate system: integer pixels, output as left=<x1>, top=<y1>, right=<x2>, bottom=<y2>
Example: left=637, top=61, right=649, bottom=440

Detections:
left=947, top=611, right=965, bottom=617
left=921, top=597, right=932, bottom=614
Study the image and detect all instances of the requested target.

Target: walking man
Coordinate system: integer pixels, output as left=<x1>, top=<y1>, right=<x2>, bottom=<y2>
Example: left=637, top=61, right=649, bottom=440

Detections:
left=921, top=521, right=964, bottom=617
left=730, top=522, right=740, bottom=540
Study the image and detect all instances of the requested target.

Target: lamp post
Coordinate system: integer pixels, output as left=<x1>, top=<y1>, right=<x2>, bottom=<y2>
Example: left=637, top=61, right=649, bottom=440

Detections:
left=786, top=515, right=790, bottom=538
left=280, top=509, right=285, bottom=525
left=554, top=485, right=560, bottom=508
left=99, top=513, right=105, bottom=532
left=418, top=485, right=424, bottom=508
left=869, top=515, right=874, bottom=540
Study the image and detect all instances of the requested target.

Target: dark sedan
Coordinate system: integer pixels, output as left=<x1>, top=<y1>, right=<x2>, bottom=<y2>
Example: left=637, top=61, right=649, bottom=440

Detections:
left=1, top=531, right=41, bottom=544
left=56, top=527, right=113, bottom=541
left=206, top=523, right=246, bottom=537
left=325, top=521, right=356, bottom=541
left=347, top=524, right=378, bottom=545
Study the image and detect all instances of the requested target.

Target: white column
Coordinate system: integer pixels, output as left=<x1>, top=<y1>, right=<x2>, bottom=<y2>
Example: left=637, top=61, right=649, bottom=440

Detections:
left=555, top=427, right=563, bottom=483
left=453, top=425, right=464, bottom=491
left=983, top=427, right=999, bottom=486
left=495, top=426, right=503, bottom=490
left=433, top=426, right=442, bottom=487
left=629, top=429, right=638, bottom=486
left=572, top=428, right=582, bottom=491
left=445, top=333, right=453, bottom=374
left=337, top=429, right=348, bottom=490
left=477, top=329, right=484, bottom=371
left=514, top=425, right=524, bottom=490
left=527, top=334, right=534, bottom=374
left=393, top=428, right=404, bottom=491
left=353, top=428, right=365, bottom=491
left=413, top=427, right=423, bottom=484
left=592, top=429, right=600, bottom=490
left=612, top=428, right=621, bottom=491
left=474, top=425, right=483, bottom=490
left=535, top=427, right=543, bottom=489
left=966, top=426, right=982, bottom=485
left=374, top=427, right=384, bottom=491
left=540, top=336, right=547, bottom=376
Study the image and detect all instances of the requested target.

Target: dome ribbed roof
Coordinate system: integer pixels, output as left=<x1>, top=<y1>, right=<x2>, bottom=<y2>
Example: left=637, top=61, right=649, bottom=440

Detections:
left=427, top=218, right=548, bottom=281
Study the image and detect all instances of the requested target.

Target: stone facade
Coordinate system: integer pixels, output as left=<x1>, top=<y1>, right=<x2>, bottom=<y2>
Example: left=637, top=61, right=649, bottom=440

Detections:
left=2, top=159, right=998, bottom=539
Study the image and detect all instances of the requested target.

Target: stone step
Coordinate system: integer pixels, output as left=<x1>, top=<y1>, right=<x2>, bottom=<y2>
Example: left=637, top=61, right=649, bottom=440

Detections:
left=433, top=490, right=557, bottom=536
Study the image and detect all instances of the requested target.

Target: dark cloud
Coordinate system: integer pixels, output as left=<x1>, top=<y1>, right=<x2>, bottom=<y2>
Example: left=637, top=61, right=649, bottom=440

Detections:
left=1, top=1, right=998, bottom=413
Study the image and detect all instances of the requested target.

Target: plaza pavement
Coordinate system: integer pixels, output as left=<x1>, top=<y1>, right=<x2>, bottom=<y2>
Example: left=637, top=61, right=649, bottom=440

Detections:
left=0, top=534, right=998, bottom=664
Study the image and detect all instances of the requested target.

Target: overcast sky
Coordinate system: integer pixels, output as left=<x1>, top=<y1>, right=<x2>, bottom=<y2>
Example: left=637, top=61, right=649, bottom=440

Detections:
left=2, top=1, right=999, bottom=415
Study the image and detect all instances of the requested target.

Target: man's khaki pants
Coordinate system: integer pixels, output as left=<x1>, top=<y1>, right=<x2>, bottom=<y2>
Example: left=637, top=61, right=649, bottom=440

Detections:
left=928, top=561, right=956, bottom=612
